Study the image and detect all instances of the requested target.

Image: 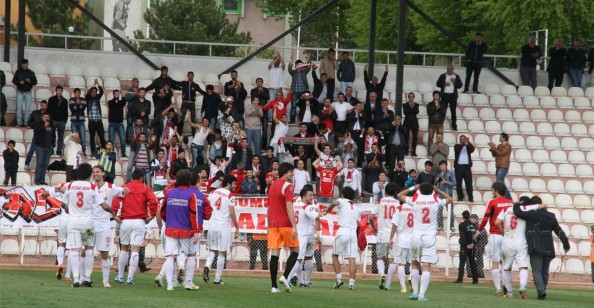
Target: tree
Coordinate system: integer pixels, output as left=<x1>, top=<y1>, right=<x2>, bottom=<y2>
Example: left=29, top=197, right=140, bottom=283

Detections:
left=134, top=0, right=252, bottom=56
left=25, top=0, right=92, bottom=49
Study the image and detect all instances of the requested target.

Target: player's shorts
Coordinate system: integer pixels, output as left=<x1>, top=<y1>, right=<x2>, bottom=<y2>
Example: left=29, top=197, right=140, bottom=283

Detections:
left=395, top=246, right=412, bottom=264
left=207, top=229, right=231, bottom=252
left=487, top=234, right=503, bottom=263
left=94, top=227, right=114, bottom=252
left=57, top=217, right=70, bottom=244
left=297, top=234, right=315, bottom=259
left=333, top=229, right=358, bottom=259
left=66, top=224, right=94, bottom=249
left=411, top=232, right=438, bottom=264
left=501, top=240, right=529, bottom=270
left=119, top=219, right=146, bottom=246
left=268, top=227, right=299, bottom=249
left=376, top=242, right=389, bottom=258
left=164, top=235, right=196, bottom=256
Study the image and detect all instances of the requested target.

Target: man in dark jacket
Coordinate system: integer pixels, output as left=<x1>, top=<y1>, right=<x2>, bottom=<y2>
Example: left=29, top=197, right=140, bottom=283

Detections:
left=48, top=85, right=69, bottom=155
left=402, top=93, right=419, bottom=157
left=427, top=91, right=446, bottom=145
left=24, top=100, right=49, bottom=171
left=311, top=69, right=333, bottom=103
left=108, top=89, right=127, bottom=157
left=34, top=112, right=56, bottom=185
left=547, top=39, right=567, bottom=90
left=454, top=210, right=478, bottom=284
left=69, top=88, right=87, bottom=155
left=200, top=84, right=224, bottom=130
left=520, top=37, right=541, bottom=89
left=464, top=33, right=487, bottom=94
left=12, top=59, right=37, bottom=127
left=363, top=64, right=388, bottom=103
left=566, top=39, right=587, bottom=87
left=337, top=51, right=355, bottom=94
left=296, top=91, right=320, bottom=124
left=230, top=138, right=253, bottom=171
left=454, top=135, right=475, bottom=203
left=513, top=196, right=570, bottom=300
left=145, top=66, right=179, bottom=102
left=386, top=114, right=407, bottom=171
left=2, top=140, right=19, bottom=185
left=131, top=88, right=151, bottom=133
left=436, top=66, right=463, bottom=131
left=85, top=80, right=105, bottom=156
left=177, top=71, right=203, bottom=135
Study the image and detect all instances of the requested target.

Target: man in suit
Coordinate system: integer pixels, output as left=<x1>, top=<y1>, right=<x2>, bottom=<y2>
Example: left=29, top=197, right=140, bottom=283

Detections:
left=454, top=135, right=475, bottom=203
left=230, top=138, right=253, bottom=170
left=347, top=101, right=366, bottom=167
left=436, top=65, right=463, bottom=131
left=386, top=114, right=407, bottom=171
left=312, top=68, right=333, bottom=103
left=513, top=196, right=570, bottom=300
left=296, top=91, right=320, bottom=124
left=402, top=92, right=420, bottom=157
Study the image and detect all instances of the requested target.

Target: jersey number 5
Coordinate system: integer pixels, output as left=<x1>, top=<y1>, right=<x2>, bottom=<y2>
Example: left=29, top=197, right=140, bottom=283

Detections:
left=422, top=208, right=430, bottom=224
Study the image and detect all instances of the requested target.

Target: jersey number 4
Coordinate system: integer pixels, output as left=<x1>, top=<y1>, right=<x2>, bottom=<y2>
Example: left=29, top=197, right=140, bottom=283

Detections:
left=214, top=198, right=222, bottom=211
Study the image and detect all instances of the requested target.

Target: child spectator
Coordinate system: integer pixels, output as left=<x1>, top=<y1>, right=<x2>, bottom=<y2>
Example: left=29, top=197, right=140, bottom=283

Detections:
left=241, top=169, right=259, bottom=195
left=95, top=140, right=117, bottom=183
left=231, top=162, right=247, bottom=193
left=3, top=140, right=19, bottom=185
left=405, top=169, right=417, bottom=188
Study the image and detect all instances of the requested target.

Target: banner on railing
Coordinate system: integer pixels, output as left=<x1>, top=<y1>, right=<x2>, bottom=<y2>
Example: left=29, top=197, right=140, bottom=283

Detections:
left=0, top=186, right=376, bottom=240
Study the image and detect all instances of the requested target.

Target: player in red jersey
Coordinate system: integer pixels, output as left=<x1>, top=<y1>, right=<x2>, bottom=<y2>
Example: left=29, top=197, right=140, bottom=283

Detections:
left=474, top=182, right=513, bottom=295
left=230, top=162, right=247, bottom=193
left=312, top=158, right=343, bottom=201
left=267, top=162, right=299, bottom=293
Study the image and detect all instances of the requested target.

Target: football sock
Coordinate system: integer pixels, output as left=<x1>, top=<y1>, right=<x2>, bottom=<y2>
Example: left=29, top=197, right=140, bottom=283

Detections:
left=177, top=253, right=186, bottom=271
left=66, top=257, right=72, bottom=278
left=164, top=257, right=175, bottom=288
left=80, top=255, right=86, bottom=279
left=215, top=256, right=225, bottom=282
left=411, top=269, right=420, bottom=295
left=304, top=260, right=314, bottom=284
left=519, top=269, right=528, bottom=290
left=70, top=250, right=80, bottom=283
left=349, top=279, right=355, bottom=287
left=118, top=251, right=129, bottom=278
left=398, top=265, right=406, bottom=289
left=185, top=256, right=196, bottom=284
left=283, top=252, right=299, bottom=279
left=492, top=269, right=501, bottom=292
left=419, top=271, right=430, bottom=298
left=295, top=261, right=303, bottom=283
left=503, top=270, right=513, bottom=295
left=102, top=259, right=110, bottom=283
left=128, top=252, right=139, bottom=280
left=270, top=255, right=279, bottom=288
left=336, top=273, right=343, bottom=280
left=287, top=260, right=301, bottom=283
left=57, top=246, right=65, bottom=265
left=377, top=260, right=385, bottom=277
left=84, top=249, right=94, bottom=281
left=206, top=251, right=216, bottom=269
left=386, top=263, right=397, bottom=288
left=159, top=262, right=166, bottom=277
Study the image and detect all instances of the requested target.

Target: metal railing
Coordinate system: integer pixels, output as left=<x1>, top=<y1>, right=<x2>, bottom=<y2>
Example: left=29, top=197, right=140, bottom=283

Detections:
left=8, top=31, right=522, bottom=68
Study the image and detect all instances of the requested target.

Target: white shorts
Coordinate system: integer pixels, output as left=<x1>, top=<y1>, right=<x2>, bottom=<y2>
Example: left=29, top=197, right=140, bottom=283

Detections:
left=164, top=236, right=196, bottom=256
left=66, top=224, right=94, bottom=249
left=333, top=230, right=358, bottom=259
left=207, top=229, right=231, bottom=252
left=298, top=234, right=315, bottom=259
left=94, top=228, right=114, bottom=252
left=376, top=242, right=389, bottom=258
left=395, top=246, right=411, bottom=264
left=501, top=240, right=529, bottom=270
left=487, top=234, right=503, bottom=263
left=120, top=219, right=146, bottom=246
left=411, top=233, right=438, bottom=264
left=57, top=218, right=70, bottom=244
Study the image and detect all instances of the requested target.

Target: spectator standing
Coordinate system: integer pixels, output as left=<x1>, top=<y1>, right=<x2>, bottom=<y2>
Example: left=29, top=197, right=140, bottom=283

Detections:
left=12, top=59, right=37, bottom=127
left=331, top=93, right=351, bottom=135
left=454, top=135, right=475, bottom=203
left=589, top=41, right=594, bottom=86
left=338, top=158, right=362, bottom=199
left=3, top=140, right=19, bottom=185
left=435, top=160, right=456, bottom=231
left=85, top=80, right=106, bottom=157
left=125, top=78, right=139, bottom=143
left=566, top=39, right=587, bottom=87
left=316, top=98, right=337, bottom=132
left=288, top=59, right=312, bottom=124
left=250, top=77, right=270, bottom=147
left=319, top=48, right=338, bottom=97
left=200, top=84, right=223, bottom=130
left=436, top=65, right=463, bottom=131
left=372, top=170, right=388, bottom=203
left=520, top=36, right=541, bottom=89
left=464, top=33, right=487, bottom=94
left=145, top=66, right=179, bottom=103
left=224, top=70, right=243, bottom=97
left=268, top=52, right=286, bottom=138
left=427, top=91, right=446, bottom=146
left=488, top=133, right=512, bottom=199
left=374, top=98, right=394, bottom=134
left=344, top=86, right=359, bottom=105
left=312, top=69, right=332, bottom=103
left=128, top=133, right=154, bottom=184
left=547, top=39, right=567, bottom=90
left=386, top=114, right=406, bottom=171
left=387, top=160, right=408, bottom=192
left=363, top=64, right=388, bottom=103
left=230, top=81, right=248, bottom=127
left=0, top=70, right=5, bottom=125
left=296, top=91, right=319, bottom=124
left=48, top=86, right=69, bottom=155
left=33, top=112, right=55, bottom=185
left=415, top=160, right=436, bottom=185
left=95, top=140, right=117, bottom=183
left=244, top=97, right=264, bottom=155
left=64, top=132, right=83, bottom=182
left=454, top=210, right=479, bottom=284
left=188, top=118, right=213, bottom=167
left=362, top=160, right=383, bottom=197
left=590, top=225, right=594, bottom=283
left=108, top=89, right=127, bottom=157
left=69, top=88, right=87, bottom=155
left=468, top=214, right=486, bottom=278
left=337, top=51, right=355, bottom=94
left=230, top=138, right=254, bottom=171
left=131, top=88, right=151, bottom=134
left=402, top=93, right=419, bottom=157
left=151, top=84, right=174, bottom=141
left=24, top=100, right=49, bottom=171
left=429, top=133, right=449, bottom=170
left=176, top=71, right=203, bottom=135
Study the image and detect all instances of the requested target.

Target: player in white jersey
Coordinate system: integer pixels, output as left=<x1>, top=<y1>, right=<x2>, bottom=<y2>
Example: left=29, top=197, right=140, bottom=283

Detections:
left=386, top=188, right=414, bottom=293
left=495, top=198, right=544, bottom=299
left=60, top=163, right=114, bottom=287
left=287, top=185, right=320, bottom=287
left=369, top=182, right=400, bottom=289
left=204, top=175, right=239, bottom=285
left=397, top=183, right=452, bottom=301
left=324, top=187, right=360, bottom=290
left=92, top=165, right=127, bottom=287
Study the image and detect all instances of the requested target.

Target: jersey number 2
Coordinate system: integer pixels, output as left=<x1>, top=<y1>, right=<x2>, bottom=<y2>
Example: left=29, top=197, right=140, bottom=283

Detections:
left=422, top=208, right=430, bottom=224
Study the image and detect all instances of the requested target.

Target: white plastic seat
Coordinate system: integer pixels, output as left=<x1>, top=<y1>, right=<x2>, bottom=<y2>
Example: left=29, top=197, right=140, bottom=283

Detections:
left=553, top=123, right=570, bottom=136
left=538, top=194, right=555, bottom=207
left=560, top=137, right=579, bottom=150
left=574, top=97, right=591, bottom=108
left=118, top=68, right=134, bottom=80
left=522, top=163, right=540, bottom=176
left=551, top=87, right=567, bottom=97
left=467, top=120, right=484, bottom=132
left=539, top=163, right=558, bottom=177
left=550, top=150, right=568, bottom=163
left=579, top=138, right=594, bottom=150
left=564, top=110, right=581, bottom=122
left=588, top=152, right=594, bottom=165
left=546, top=179, right=565, bottom=193
left=570, top=224, right=589, bottom=240
left=546, top=110, right=564, bottom=122
left=570, top=124, right=588, bottom=136
left=6, top=128, right=24, bottom=142
left=579, top=241, right=591, bottom=256
left=562, top=209, right=580, bottom=222
left=483, top=84, right=500, bottom=95
left=35, top=89, right=52, bottom=102
left=66, top=66, right=83, bottom=77
left=501, top=121, right=518, bottom=134
left=558, top=164, right=575, bottom=177
left=517, top=86, right=534, bottom=96
left=512, top=109, right=529, bottom=121
left=473, top=94, right=489, bottom=106
left=472, top=161, right=487, bottom=174
left=576, top=164, right=594, bottom=178
left=556, top=97, right=573, bottom=108
left=540, top=96, right=556, bottom=107
left=478, top=148, right=491, bottom=161
left=0, top=61, right=13, bottom=73
left=31, top=63, right=48, bottom=75
left=85, top=77, right=103, bottom=88
left=103, top=78, right=121, bottom=90
left=68, top=76, right=86, bottom=88
left=564, top=179, right=583, bottom=194
left=528, top=179, right=547, bottom=192
left=567, top=87, right=584, bottom=98
left=495, top=108, right=512, bottom=120
left=462, top=107, right=479, bottom=120
left=403, top=81, right=417, bottom=93
left=530, top=109, right=547, bottom=121
left=486, top=161, right=496, bottom=174
left=484, top=121, right=501, bottom=133
left=511, top=178, right=529, bottom=191
left=582, top=210, right=594, bottom=223
left=472, top=134, right=489, bottom=148
left=518, top=122, right=535, bottom=135
left=584, top=87, right=594, bottom=98
left=526, top=136, right=543, bottom=149
left=514, top=149, right=532, bottom=162
left=534, top=86, right=550, bottom=97
left=457, top=93, right=472, bottom=105
left=503, top=95, right=520, bottom=107
left=476, top=176, right=493, bottom=190
left=135, top=69, right=152, bottom=80
left=536, top=123, right=553, bottom=135
left=574, top=195, right=591, bottom=208
left=508, top=162, right=522, bottom=175
left=203, top=74, right=220, bottom=85
left=417, top=82, right=433, bottom=93
left=479, top=108, right=496, bottom=120
left=508, top=135, right=525, bottom=148
left=489, top=94, right=505, bottom=106
left=84, top=66, right=100, bottom=78
left=500, top=85, right=517, bottom=96
left=521, top=95, right=539, bottom=107
left=567, top=151, right=586, bottom=164
left=36, top=74, right=51, bottom=87
left=543, top=136, right=561, bottom=150
left=101, top=67, right=118, bottom=79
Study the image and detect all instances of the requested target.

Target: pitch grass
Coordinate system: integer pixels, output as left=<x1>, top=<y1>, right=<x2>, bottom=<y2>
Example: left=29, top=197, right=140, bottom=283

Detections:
left=1, top=270, right=593, bottom=308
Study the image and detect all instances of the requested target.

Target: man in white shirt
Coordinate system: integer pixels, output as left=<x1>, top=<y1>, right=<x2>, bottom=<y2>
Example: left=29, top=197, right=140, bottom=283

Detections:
left=268, top=51, right=285, bottom=101
left=436, top=65, right=462, bottom=131
left=324, top=187, right=360, bottom=290
left=292, top=159, right=311, bottom=194
left=64, top=132, right=83, bottom=182
left=204, top=175, right=240, bottom=285
left=270, top=114, right=289, bottom=162
left=331, top=93, right=353, bottom=135
left=369, top=183, right=399, bottom=289
left=338, top=158, right=361, bottom=198
left=397, top=183, right=452, bottom=301
left=372, top=171, right=388, bottom=203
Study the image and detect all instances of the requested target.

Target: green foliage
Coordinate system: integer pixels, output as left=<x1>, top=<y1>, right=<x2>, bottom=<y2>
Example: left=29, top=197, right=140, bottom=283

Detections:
left=25, top=0, right=92, bottom=49
left=134, top=0, right=252, bottom=56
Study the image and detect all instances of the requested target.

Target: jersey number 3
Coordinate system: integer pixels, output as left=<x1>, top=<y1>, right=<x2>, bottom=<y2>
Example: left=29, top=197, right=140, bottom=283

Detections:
left=75, top=191, right=84, bottom=208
